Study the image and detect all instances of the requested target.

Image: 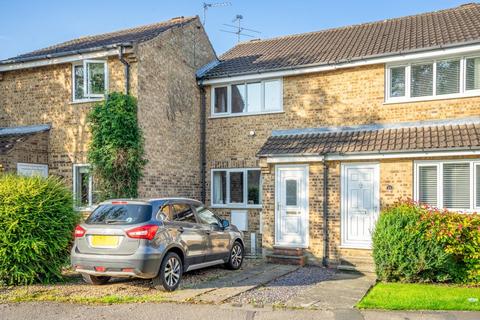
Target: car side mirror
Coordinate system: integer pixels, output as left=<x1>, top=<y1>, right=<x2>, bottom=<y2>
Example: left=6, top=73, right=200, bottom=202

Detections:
left=221, top=219, right=230, bottom=229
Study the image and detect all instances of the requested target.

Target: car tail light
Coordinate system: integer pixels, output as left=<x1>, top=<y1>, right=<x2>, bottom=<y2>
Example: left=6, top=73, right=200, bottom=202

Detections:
left=95, top=266, right=106, bottom=272
left=74, top=225, right=86, bottom=238
left=122, top=268, right=134, bottom=273
left=111, top=201, right=128, bottom=204
left=126, top=224, right=159, bottom=240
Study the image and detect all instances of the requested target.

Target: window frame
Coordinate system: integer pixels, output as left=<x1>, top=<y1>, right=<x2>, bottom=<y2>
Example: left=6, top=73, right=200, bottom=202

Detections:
left=385, top=54, right=480, bottom=103
left=414, top=160, right=480, bottom=212
left=211, top=168, right=262, bottom=208
left=211, top=78, right=283, bottom=117
left=72, top=164, right=95, bottom=211
left=72, top=60, right=108, bottom=102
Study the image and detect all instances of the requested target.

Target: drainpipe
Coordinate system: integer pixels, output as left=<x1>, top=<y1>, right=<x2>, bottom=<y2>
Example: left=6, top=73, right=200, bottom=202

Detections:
left=199, top=84, right=207, bottom=203
left=322, top=157, right=329, bottom=267
left=118, top=46, right=130, bottom=95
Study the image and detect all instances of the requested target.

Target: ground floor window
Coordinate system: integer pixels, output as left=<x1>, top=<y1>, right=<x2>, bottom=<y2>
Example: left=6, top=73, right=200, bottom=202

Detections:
left=212, top=168, right=262, bottom=207
left=415, top=160, right=480, bottom=211
left=73, top=164, right=94, bottom=210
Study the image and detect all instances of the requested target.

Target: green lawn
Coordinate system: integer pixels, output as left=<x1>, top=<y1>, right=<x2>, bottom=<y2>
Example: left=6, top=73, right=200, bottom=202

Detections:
left=358, top=282, right=480, bottom=311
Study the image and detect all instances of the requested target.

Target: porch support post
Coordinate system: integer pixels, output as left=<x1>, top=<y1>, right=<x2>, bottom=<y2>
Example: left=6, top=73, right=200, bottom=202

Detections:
left=322, top=159, right=329, bottom=267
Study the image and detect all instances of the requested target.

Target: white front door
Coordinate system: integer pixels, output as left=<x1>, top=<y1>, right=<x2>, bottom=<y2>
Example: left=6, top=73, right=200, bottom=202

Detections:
left=275, top=165, right=309, bottom=248
left=341, top=163, right=379, bottom=248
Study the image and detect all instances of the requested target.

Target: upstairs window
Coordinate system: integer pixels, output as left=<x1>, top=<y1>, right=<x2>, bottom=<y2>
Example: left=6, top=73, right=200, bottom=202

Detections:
left=386, top=55, right=480, bottom=102
left=211, top=79, right=282, bottom=116
left=72, top=60, right=107, bottom=101
left=212, top=169, right=262, bottom=207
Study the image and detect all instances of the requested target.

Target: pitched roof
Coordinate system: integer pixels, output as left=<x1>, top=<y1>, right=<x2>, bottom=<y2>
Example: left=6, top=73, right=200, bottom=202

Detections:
left=0, top=16, right=197, bottom=64
left=0, top=124, right=50, bottom=155
left=203, top=3, right=480, bottom=79
left=257, top=118, right=480, bottom=157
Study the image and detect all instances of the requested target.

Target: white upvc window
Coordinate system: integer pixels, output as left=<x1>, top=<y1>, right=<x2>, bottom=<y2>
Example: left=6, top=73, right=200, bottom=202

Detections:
left=385, top=54, right=480, bottom=103
left=73, top=164, right=95, bottom=210
left=72, top=60, right=108, bottom=102
left=211, top=79, right=283, bottom=117
left=414, top=160, right=480, bottom=212
left=211, top=168, right=262, bottom=208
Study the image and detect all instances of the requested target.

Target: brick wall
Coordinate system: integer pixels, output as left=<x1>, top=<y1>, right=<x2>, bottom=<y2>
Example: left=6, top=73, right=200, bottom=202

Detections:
left=0, top=57, right=132, bottom=188
left=135, top=19, right=216, bottom=198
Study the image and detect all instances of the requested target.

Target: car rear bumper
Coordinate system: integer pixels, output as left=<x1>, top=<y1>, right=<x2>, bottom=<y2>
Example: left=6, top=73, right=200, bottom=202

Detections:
left=71, top=248, right=163, bottom=279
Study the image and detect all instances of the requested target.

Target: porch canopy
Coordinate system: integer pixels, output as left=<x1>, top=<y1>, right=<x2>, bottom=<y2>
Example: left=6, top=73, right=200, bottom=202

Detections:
left=0, top=124, right=50, bottom=155
left=257, top=117, right=480, bottom=159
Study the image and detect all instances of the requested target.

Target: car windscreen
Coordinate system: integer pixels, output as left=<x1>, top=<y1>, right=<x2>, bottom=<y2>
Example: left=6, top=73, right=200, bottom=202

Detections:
left=85, top=204, right=153, bottom=225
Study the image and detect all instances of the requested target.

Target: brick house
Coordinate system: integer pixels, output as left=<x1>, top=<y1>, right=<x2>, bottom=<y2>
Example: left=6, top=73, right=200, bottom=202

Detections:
left=198, top=3, right=480, bottom=268
left=0, top=16, right=216, bottom=209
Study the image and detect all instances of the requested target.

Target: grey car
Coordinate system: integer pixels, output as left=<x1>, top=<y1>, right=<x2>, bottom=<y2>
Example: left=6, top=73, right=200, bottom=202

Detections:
left=71, top=198, right=244, bottom=291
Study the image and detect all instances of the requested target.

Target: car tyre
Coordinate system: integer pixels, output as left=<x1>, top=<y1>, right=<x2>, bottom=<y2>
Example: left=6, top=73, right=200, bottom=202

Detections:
left=152, top=252, right=183, bottom=291
left=225, top=241, right=244, bottom=270
left=81, top=273, right=111, bottom=285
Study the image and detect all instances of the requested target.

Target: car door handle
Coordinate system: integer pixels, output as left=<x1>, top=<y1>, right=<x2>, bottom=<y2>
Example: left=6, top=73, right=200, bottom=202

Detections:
left=205, top=230, right=211, bottom=235
left=177, top=227, right=184, bottom=233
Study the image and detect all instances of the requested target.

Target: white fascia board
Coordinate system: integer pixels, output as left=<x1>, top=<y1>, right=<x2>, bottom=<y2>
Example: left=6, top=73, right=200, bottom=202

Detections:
left=0, top=48, right=123, bottom=72
left=325, top=150, right=480, bottom=161
left=266, top=155, right=325, bottom=163
left=263, top=150, right=480, bottom=163
left=202, top=43, right=480, bottom=85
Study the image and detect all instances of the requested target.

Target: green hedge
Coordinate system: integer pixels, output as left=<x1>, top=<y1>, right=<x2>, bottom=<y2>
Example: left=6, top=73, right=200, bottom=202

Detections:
left=373, top=200, right=480, bottom=284
left=0, top=174, right=79, bottom=285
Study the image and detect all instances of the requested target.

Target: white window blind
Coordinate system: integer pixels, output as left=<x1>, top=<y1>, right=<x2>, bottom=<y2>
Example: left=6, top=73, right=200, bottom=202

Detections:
left=443, top=163, right=471, bottom=209
left=418, top=165, right=438, bottom=206
left=466, top=57, right=480, bottom=91
left=390, top=66, right=406, bottom=97
left=411, top=63, right=433, bottom=97
left=436, top=59, right=460, bottom=95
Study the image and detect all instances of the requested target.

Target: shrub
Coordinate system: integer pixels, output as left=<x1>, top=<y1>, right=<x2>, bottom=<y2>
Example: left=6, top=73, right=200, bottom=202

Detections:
left=0, top=174, right=79, bottom=285
left=422, top=207, right=480, bottom=283
left=373, top=202, right=461, bottom=283
left=87, top=92, right=147, bottom=200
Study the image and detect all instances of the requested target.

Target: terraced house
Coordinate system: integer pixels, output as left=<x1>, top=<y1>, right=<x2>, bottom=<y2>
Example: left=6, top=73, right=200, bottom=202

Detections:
left=198, top=3, right=480, bottom=269
left=2, top=3, right=480, bottom=270
left=0, top=16, right=216, bottom=210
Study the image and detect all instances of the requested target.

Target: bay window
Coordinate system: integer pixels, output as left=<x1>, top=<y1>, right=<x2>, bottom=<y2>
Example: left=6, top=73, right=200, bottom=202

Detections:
left=212, top=169, right=262, bottom=207
left=72, top=60, right=107, bottom=101
left=415, top=160, right=480, bottom=211
left=211, top=79, right=282, bottom=116
left=386, top=55, right=480, bottom=102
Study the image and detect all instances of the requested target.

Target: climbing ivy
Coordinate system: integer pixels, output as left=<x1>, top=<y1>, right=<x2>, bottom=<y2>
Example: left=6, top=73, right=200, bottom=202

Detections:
left=87, top=92, right=147, bottom=199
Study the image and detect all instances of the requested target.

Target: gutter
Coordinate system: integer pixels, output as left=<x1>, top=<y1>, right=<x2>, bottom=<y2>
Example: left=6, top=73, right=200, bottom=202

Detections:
left=199, top=83, right=207, bottom=203
left=118, top=46, right=130, bottom=95
left=322, top=158, right=329, bottom=267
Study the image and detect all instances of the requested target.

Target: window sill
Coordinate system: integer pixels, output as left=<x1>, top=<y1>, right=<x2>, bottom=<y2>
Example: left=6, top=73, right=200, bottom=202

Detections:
left=211, top=204, right=262, bottom=210
left=70, top=98, right=104, bottom=105
left=384, top=91, right=480, bottom=105
left=209, top=110, right=284, bottom=119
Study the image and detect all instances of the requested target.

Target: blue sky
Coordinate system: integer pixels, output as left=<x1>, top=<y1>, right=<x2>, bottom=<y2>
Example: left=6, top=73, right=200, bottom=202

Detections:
left=0, top=0, right=470, bottom=60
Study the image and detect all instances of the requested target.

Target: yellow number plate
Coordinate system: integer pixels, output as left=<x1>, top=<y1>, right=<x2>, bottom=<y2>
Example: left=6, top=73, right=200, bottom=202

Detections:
left=91, top=235, right=119, bottom=247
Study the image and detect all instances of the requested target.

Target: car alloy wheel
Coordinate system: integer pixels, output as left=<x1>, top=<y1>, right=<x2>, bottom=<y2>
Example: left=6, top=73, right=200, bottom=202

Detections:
left=231, top=243, right=243, bottom=268
left=164, top=256, right=181, bottom=287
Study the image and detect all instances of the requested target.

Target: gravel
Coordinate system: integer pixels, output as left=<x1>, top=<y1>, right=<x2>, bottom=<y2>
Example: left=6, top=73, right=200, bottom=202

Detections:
left=0, top=260, right=262, bottom=300
left=230, top=266, right=335, bottom=305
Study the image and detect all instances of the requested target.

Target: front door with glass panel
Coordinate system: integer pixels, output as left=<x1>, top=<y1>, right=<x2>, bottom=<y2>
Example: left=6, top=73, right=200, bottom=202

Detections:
left=275, top=165, right=308, bottom=247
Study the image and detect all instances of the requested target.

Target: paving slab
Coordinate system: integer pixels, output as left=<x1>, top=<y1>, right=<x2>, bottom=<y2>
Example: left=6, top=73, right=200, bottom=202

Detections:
left=196, top=265, right=298, bottom=304
left=285, top=271, right=375, bottom=310
left=166, top=264, right=288, bottom=302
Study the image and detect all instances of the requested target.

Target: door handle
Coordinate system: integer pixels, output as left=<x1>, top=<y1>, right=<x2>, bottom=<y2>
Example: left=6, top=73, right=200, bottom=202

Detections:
left=205, top=230, right=211, bottom=235
left=177, top=227, right=184, bottom=233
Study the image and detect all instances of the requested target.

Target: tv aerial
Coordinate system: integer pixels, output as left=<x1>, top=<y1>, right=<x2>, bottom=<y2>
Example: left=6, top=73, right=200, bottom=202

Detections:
left=220, top=14, right=261, bottom=42
left=202, top=2, right=232, bottom=26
